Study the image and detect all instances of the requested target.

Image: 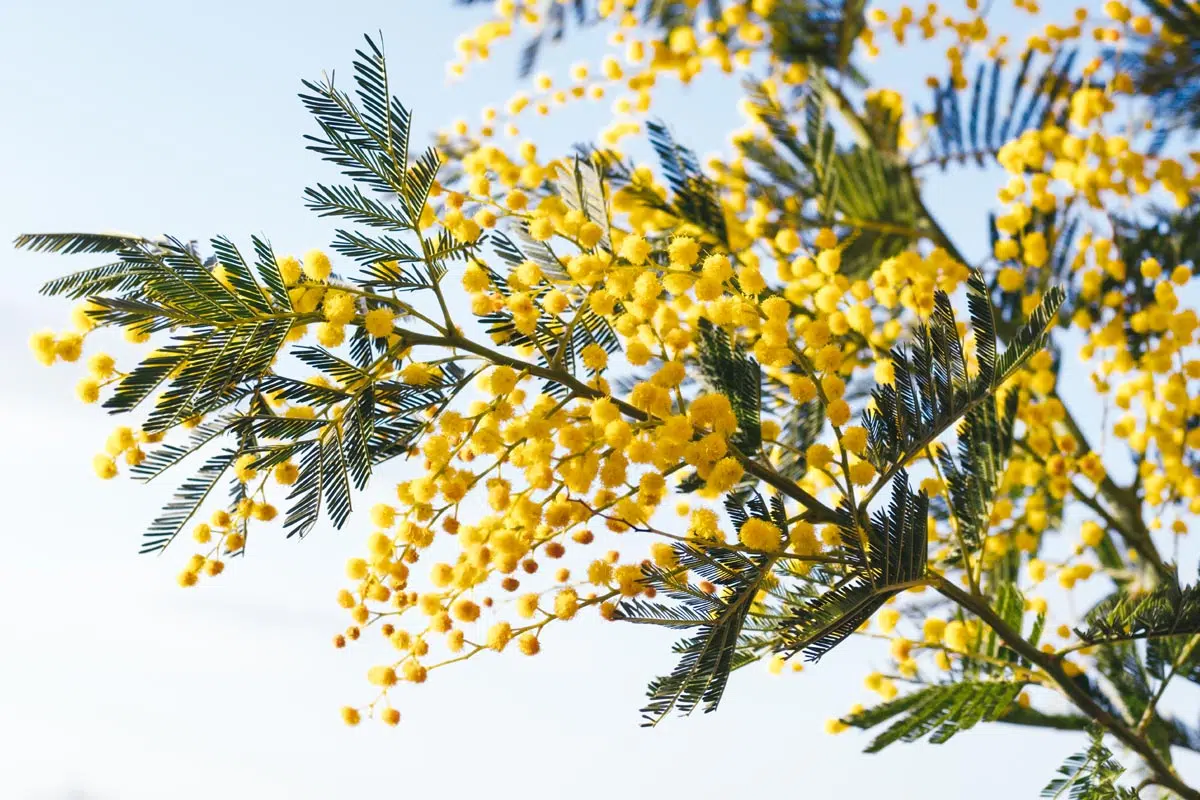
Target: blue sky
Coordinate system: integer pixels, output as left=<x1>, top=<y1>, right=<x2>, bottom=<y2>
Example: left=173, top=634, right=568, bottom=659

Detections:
left=3, top=1, right=1196, bottom=798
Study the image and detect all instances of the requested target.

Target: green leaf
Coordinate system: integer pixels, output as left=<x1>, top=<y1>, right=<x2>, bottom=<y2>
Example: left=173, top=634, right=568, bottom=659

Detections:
left=140, top=449, right=236, bottom=554
left=920, top=49, right=1077, bottom=170
left=778, top=476, right=928, bottom=660
left=1042, top=728, right=1138, bottom=799
left=616, top=494, right=781, bottom=725
left=844, top=680, right=1025, bottom=753
left=300, top=33, right=427, bottom=201
left=863, top=271, right=1063, bottom=476
left=618, top=542, right=771, bottom=726
left=696, top=318, right=762, bottom=452
left=938, top=382, right=1020, bottom=551
left=15, top=231, right=146, bottom=254
left=741, top=77, right=924, bottom=277
left=1079, top=573, right=1200, bottom=645
left=303, top=182, right=414, bottom=231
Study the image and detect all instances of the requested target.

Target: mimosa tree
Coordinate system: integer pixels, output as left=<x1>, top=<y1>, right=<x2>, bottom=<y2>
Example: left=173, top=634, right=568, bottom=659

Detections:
left=19, top=1, right=1200, bottom=796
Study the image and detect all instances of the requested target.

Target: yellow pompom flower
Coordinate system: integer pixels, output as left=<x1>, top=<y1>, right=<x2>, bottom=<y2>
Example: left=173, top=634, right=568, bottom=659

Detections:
left=619, top=234, right=651, bottom=265
left=554, top=588, right=579, bottom=620
left=739, top=518, right=782, bottom=551
left=30, top=330, right=57, bottom=365
left=76, top=378, right=101, bottom=404
left=303, top=249, right=332, bottom=281
left=363, top=308, right=395, bottom=337
left=581, top=343, right=609, bottom=370
left=849, top=461, right=876, bottom=486
left=487, top=621, right=513, bottom=651
left=452, top=598, right=481, bottom=622
left=368, top=666, right=398, bottom=687
left=87, top=352, right=116, bottom=378
left=55, top=333, right=83, bottom=362
left=943, top=620, right=969, bottom=652
left=234, top=454, right=258, bottom=483
left=276, top=255, right=302, bottom=285
left=518, top=633, right=540, bottom=655
left=401, top=362, right=436, bottom=385
left=274, top=461, right=299, bottom=485
left=93, top=454, right=118, bottom=480
left=668, top=236, right=700, bottom=266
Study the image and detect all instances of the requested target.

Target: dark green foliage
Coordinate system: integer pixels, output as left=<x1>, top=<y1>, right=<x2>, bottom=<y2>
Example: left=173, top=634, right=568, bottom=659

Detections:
left=1079, top=572, right=1200, bottom=645
left=981, top=581, right=1026, bottom=666
left=741, top=77, right=925, bottom=279
left=863, top=272, right=1064, bottom=476
left=15, top=34, right=482, bottom=552
left=919, top=49, right=1078, bottom=170
left=29, top=235, right=302, bottom=432
left=140, top=449, right=237, bottom=554
left=300, top=35, right=440, bottom=222
left=783, top=478, right=927, bottom=658
left=646, top=120, right=729, bottom=245
left=616, top=494, right=781, bottom=725
left=16, top=232, right=149, bottom=255
left=1109, top=0, right=1200, bottom=148
left=1148, top=635, right=1200, bottom=686
left=695, top=318, right=761, bottom=451
left=1042, top=728, right=1138, bottom=799
left=844, top=680, right=1025, bottom=752
left=767, top=397, right=824, bottom=482
left=938, top=383, right=1019, bottom=551
left=591, top=122, right=729, bottom=247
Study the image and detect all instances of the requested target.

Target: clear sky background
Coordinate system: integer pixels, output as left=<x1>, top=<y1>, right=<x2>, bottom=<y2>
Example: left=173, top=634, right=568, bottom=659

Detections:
left=2, top=1, right=1197, bottom=798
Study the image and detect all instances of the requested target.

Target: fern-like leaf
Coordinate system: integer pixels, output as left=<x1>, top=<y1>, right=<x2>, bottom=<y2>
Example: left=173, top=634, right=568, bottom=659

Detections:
left=844, top=680, right=1025, bottom=752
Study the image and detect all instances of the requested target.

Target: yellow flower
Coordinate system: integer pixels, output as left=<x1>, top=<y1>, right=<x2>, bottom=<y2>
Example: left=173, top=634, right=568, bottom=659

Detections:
left=364, top=308, right=395, bottom=337
left=29, top=330, right=57, bottom=365
left=276, top=255, right=302, bottom=285
left=401, top=362, right=436, bottom=385
left=76, top=378, right=100, bottom=404
left=93, top=454, right=118, bottom=480
left=87, top=352, right=116, bottom=378
left=668, top=236, right=700, bottom=266
left=581, top=343, right=609, bottom=370
left=619, top=234, right=651, bottom=265
left=303, top=249, right=332, bottom=281
left=274, top=461, right=300, bottom=485
left=1080, top=520, right=1104, bottom=548
left=739, top=518, right=782, bottom=551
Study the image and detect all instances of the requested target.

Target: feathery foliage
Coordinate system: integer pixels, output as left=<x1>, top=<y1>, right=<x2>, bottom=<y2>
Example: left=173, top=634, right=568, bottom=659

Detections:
left=863, top=272, right=1064, bottom=477
left=919, top=50, right=1078, bottom=170
left=616, top=494, right=780, bottom=725
left=844, top=680, right=1025, bottom=752
left=1109, top=0, right=1200, bottom=148
left=1079, top=572, right=1200, bottom=645
left=1042, top=728, right=1138, bottom=800
left=740, top=77, right=927, bottom=278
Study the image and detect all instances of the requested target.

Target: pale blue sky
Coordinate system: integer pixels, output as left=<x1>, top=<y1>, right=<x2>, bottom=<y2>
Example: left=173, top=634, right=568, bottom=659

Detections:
left=3, top=1, right=1196, bottom=798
